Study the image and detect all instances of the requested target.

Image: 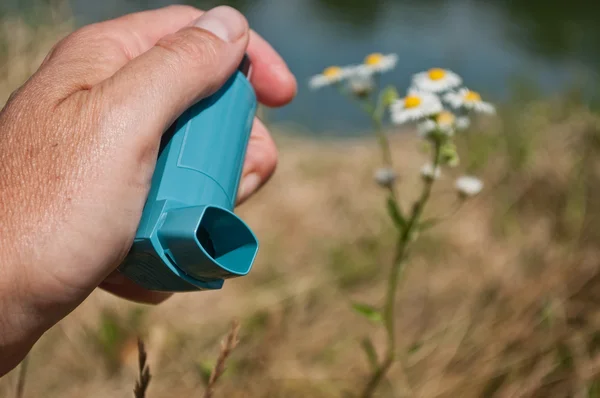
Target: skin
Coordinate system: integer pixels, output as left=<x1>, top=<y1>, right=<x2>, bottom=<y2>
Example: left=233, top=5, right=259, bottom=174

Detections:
left=0, top=5, right=296, bottom=376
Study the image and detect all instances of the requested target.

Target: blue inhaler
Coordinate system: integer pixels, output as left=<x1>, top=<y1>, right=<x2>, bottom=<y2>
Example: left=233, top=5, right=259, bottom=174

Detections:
left=118, top=56, right=258, bottom=292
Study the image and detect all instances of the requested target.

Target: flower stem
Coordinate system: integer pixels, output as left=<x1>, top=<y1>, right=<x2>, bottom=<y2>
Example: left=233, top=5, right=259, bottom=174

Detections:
left=348, top=83, right=395, bottom=170
left=360, top=140, right=442, bottom=398
left=366, top=91, right=399, bottom=207
left=371, top=91, right=395, bottom=169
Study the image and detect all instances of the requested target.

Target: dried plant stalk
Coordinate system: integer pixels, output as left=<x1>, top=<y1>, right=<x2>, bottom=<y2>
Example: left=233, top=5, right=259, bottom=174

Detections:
left=134, top=339, right=151, bottom=398
left=203, top=320, right=241, bottom=398
left=15, top=356, right=29, bottom=398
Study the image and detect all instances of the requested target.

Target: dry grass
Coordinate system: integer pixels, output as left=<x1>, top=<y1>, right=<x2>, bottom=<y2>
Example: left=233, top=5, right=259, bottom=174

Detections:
left=203, top=320, right=241, bottom=398
left=14, top=356, right=29, bottom=398
left=134, top=339, right=151, bottom=398
left=2, top=6, right=600, bottom=398
left=3, top=109, right=600, bottom=398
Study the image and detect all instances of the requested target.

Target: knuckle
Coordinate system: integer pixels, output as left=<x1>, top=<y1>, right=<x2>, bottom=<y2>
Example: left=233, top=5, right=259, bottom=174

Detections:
left=5, top=87, right=23, bottom=105
left=47, top=23, right=122, bottom=63
left=155, top=28, right=221, bottom=70
left=73, top=22, right=105, bottom=39
left=53, top=24, right=100, bottom=52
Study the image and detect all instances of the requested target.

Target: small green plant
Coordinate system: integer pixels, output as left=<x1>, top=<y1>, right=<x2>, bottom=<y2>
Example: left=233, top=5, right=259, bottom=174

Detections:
left=310, top=54, right=496, bottom=396
left=86, top=307, right=147, bottom=374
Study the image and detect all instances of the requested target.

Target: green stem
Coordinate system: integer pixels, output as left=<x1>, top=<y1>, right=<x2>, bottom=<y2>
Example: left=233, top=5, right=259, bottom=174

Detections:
left=372, top=115, right=395, bottom=169
left=371, top=90, right=395, bottom=169
left=349, top=86, right=394, bottom=170
left=367, top=92, right=399, bottom=207
left=360, top=141, right=443, bottom=398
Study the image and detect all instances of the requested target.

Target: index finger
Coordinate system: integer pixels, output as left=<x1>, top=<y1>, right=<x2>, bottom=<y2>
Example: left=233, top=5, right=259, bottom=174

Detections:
left=247, top=32, right=297, bottom=107
left=117, top=6, right=297, bottom=106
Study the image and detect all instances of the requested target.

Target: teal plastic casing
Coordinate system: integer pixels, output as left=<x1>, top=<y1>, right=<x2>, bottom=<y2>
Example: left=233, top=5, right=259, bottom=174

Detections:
left=118, top=57, right=259, bottom=292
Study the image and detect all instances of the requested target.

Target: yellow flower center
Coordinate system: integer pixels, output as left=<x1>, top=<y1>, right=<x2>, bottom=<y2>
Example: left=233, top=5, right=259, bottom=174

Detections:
left=464, top=90, right=482, bottom=102
left=404, top=95, right=422, bottom=109
left=436, top=111, right=456, bottom=126
left=428, top=68, right=447, bottom=81
left=323, top=66, right=342, bottom=78
left=365, top=53, right=384, bottom=66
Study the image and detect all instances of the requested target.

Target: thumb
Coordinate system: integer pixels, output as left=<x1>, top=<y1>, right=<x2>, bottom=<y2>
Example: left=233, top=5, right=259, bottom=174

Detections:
left=98, top=6, right=250, bottom=134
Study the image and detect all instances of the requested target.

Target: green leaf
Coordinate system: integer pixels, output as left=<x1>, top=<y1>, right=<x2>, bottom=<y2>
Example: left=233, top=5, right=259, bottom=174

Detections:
left=418, top=218, right=440, bottom=232
left=351, top=303, right=383, bottom=323
left=539, top=299, right=554, bottom=329
left=196, top=360, right=214, bottom=386
left=555, top=342, right=574, bottom=370
left=407, top=341, right=423, bottom=355
left=361, top=337, right=379, bottom=370
left=387, top=197, right=407, bottom=230
left=588, top=380, right=600, bottom=398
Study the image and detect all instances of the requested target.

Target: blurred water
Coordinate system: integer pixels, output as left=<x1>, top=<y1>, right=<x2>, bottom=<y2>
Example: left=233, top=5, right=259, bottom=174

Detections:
left=4, top=0, right=600, bottom=135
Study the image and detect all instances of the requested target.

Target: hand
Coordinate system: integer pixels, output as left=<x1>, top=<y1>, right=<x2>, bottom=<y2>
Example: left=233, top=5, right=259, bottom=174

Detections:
left=0, top=5, right=296, bottom=375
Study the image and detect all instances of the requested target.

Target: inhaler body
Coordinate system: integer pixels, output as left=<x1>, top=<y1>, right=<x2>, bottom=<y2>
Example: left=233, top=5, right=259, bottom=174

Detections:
left=119, top=61, right=259, bottom=292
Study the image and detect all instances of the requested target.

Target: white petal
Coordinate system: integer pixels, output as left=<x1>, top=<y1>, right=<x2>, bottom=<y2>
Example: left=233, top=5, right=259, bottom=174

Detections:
left=443, top=92, right=464, bottom=108
left=474, top=101, right=496, bottom=114
left=456, top=117, right=471, bottom=130
left=309, top=75, right=328, bottom=90
left=412, top=70, right=463, bottom=93
left=308, top=65, right=360, bottom=90
left=392, top=108, right=426, bottom=124
left=364, top=54, right=399, bottom=73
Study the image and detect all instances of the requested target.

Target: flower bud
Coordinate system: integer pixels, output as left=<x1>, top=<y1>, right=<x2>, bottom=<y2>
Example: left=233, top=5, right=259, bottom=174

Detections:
left=420, top=163, right=441, bottom=182
left=440, top=142, right=459, bottom=167
left=374, top=167, right=398, bottom=188
left=455, top=176, right=483, bottom=198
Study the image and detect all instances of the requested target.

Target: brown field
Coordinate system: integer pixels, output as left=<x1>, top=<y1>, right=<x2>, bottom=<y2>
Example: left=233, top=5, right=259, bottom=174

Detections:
left=2, top=6, right=600, bottom=398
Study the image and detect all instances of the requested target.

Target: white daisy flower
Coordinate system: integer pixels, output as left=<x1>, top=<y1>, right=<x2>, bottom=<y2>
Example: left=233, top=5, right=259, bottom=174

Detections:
left=412, top=68, right=462, bottom=93
left=456, top=116, right=471, bottom=130
left=347, top=67, right=375, bottom=98
left=455, top=176, right=483, bottom=198
left=309, top=66, right=356, bottom=90
left=373, top=167, right=397, bottom=188
left=417, top=111, right=457, bottom=138
left=420, top=163, right=441, bottom=181
left=361, top=53, right=398, bottom=74
left=444, top=88, right=495, bottom=114
left=390, top=91, right=443, bottom=125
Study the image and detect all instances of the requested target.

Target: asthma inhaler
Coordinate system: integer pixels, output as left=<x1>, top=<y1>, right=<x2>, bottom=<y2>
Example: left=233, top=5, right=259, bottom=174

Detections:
left=118, top=56, right=258, bottom=292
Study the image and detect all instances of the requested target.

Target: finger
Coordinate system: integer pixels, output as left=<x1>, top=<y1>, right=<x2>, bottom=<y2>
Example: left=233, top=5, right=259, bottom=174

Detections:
left=100, top=271, right=172, bottom=305
left=237, top=118, right=278, bottom=205
left=247, top=33, right=297, bottom=107
left=38, top=5, right=296, bottom=107
left=97, top=6, right=250, bottom=137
